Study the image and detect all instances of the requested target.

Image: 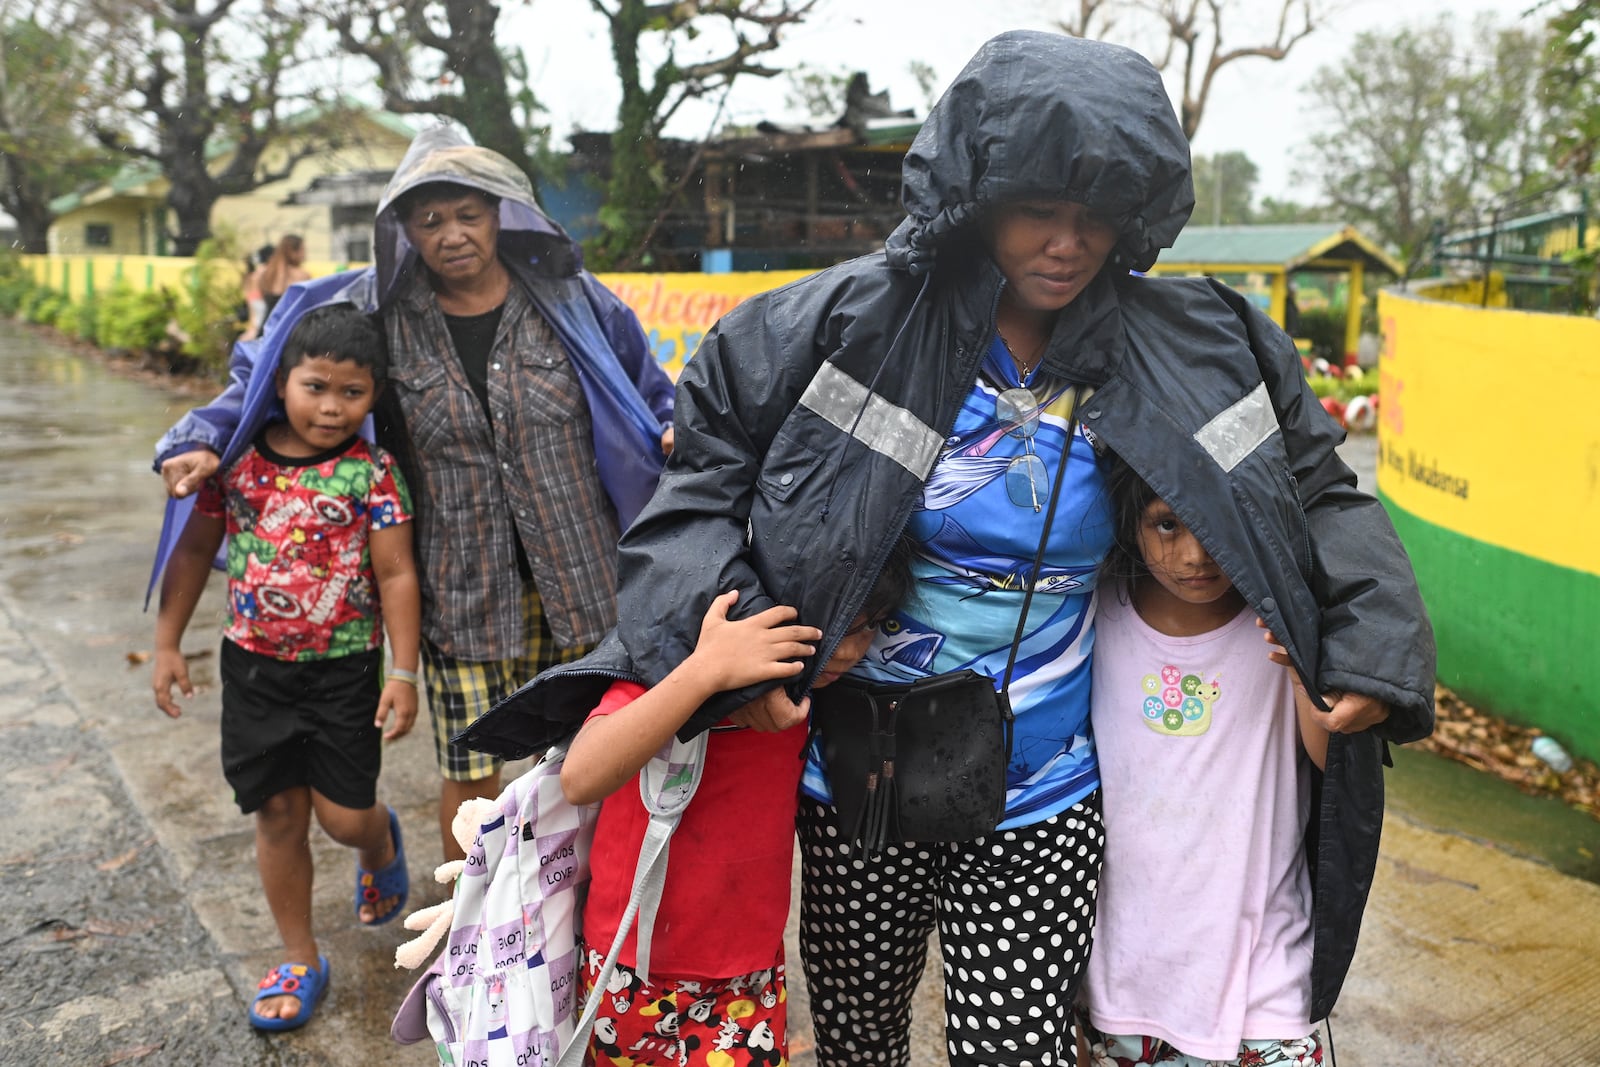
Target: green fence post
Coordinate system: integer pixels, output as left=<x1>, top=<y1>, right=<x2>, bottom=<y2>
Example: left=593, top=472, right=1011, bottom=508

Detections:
left=86, top=260, right=95, bottom=297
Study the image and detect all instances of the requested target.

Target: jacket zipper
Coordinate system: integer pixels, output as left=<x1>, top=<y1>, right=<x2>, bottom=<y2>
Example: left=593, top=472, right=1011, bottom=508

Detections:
left=425, top=976, right=458, bottom=1044
left=1285, top=467, right=1313, bottom=579
left=810, top=288, right=1001, bottom=688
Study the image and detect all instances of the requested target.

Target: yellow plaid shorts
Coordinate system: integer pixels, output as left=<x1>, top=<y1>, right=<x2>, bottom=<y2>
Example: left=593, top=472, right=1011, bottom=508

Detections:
left=420, top=583, right=591, bottom=782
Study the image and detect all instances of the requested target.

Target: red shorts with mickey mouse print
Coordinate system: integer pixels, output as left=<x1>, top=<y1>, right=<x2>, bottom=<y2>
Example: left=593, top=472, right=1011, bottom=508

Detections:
left=579, top=944, right=788, bottom=1067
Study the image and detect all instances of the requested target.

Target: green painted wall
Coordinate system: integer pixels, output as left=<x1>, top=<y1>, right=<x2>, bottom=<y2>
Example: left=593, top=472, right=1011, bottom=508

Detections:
left=1383, top=491, right=1598, bottom=763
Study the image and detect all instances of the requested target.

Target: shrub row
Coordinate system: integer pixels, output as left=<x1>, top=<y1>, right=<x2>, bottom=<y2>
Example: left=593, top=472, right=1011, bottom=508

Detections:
left=0, top=241, right=242, bottom=377
left=1305, top=367, right=1379, bottom=404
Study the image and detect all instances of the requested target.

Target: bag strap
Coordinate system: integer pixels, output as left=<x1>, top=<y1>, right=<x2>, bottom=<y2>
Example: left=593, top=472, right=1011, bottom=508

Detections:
left=999, top=385, right=1083, bottom=696
left=556, top=730, right=709, bottom=1067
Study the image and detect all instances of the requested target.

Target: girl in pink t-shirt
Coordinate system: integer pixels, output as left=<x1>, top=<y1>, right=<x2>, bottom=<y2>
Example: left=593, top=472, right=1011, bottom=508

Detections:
left=1081, top=461, right=1330, bottom=1067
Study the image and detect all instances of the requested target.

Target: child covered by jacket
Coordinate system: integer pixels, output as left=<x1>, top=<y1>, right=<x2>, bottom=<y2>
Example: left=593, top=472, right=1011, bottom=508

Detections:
left=1081, top=456, right=1343, bottom=1066
left=560, top=540, right=916, bottom=1066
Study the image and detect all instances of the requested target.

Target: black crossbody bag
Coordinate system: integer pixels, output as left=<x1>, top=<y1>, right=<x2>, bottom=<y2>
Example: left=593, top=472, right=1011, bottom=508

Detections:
left=813, top=389, right=1081, bottom=851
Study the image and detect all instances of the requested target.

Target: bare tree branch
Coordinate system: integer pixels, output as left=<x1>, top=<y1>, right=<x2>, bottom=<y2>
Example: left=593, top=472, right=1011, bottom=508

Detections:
left=1058, top=0, right=1340, bottom=140
left=1057, top=0, right=1121, bottom=41
left=326, top=0, right=546, bottom=181
left=588, top=0, right=818, bottom=265
left=75, top=0, right=352, bottom=254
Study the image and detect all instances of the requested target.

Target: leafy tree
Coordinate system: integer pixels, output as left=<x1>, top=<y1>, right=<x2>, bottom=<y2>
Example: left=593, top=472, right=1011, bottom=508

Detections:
left=785, top=63, right=852, bottom=121
left=587, top=0, right=820, bottom=269
left=85, top=0, right=355, bottom=255
left=907, top=59, right=939, bottom=113
left=1254, top=195, right=1332, bottom=224
left=0, top=2, right=118, bottom=252
left=1536, top=1, right=1599, bottom=311
left=1190, top=150, right=1258, bottom=225
left=1057, top=0, right=1339, bottom=141
left=1538, top=0, right=1599, bottom=177
left=328, top=0, right=550, bottom=184
left=1299, top=15, right=1550, bottom=276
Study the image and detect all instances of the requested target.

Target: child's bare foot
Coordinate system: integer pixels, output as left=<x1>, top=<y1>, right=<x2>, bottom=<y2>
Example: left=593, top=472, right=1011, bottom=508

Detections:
left=248, top=956, right=329, bottom=1031
left=354, top=807, right=409, bottom=926
left=253, top=984, right=305, bottom=1023
left=357, top=876, right=403, bottom=924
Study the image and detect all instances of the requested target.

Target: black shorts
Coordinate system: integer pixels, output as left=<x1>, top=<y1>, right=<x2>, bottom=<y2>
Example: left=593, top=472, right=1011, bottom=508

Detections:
left=219, top=640, right=383, bottom=814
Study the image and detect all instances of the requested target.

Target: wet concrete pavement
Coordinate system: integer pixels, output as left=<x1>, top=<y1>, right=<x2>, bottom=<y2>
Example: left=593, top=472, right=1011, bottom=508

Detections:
left=0, top=329, right=446, bottom=1065
left=1, top=323, right=1597, bottom=1065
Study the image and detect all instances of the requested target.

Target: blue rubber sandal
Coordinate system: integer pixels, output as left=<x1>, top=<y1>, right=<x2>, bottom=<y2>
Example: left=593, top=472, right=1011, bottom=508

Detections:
left=355, top=806, right=408, bottom=926
left=248, top=955, right=329, bottom=1031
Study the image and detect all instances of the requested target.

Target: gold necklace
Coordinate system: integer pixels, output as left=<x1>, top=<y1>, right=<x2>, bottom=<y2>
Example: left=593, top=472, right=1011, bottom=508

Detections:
left=1001, top=333, right=1047, bottom=380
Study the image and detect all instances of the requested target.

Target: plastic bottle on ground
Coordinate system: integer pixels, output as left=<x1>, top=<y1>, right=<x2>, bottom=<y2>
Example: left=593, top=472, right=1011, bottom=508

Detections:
left=1530, top=735, right=1573, bottom=774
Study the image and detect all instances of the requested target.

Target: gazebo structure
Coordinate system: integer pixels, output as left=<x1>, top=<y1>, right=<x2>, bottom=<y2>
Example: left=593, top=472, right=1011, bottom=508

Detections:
left=1146, top=223, right=1402, bottom=364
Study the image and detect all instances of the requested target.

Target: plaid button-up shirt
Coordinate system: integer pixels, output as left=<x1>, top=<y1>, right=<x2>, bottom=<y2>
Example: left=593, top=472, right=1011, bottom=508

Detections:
left=382, top=269, right=620, bottom=660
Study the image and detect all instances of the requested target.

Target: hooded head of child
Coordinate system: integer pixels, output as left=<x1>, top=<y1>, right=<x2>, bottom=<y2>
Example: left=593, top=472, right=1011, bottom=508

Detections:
left=814, top=537, right=917, bottom=688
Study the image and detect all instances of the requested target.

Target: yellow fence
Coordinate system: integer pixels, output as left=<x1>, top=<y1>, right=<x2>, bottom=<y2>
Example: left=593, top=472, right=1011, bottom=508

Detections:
left=19, top=253, right=809, bottom=378
left=1376, top=283, right=1600, bottom=573
left=1376, top=281, right=1600, bottom=754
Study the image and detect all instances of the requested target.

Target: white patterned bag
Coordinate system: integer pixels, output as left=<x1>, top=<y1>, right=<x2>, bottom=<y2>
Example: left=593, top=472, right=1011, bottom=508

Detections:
left=392, top=731, right=708, bottom=1067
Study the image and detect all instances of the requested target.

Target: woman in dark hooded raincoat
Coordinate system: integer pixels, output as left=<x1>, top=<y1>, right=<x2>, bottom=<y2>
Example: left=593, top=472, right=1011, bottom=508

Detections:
left=152, top=127, right=676, bottom=862
left=467, top=32, right=1429, bottom=1067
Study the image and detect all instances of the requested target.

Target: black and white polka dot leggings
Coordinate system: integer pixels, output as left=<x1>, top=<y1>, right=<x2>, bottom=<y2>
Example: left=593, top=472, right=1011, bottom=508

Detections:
left=797, top=792, right=1105, bottom=1067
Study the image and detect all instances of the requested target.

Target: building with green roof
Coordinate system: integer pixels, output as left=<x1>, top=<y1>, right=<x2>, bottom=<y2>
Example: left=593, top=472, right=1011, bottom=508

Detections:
left=47, top=106, right=415, bottom=263
left=1146, top=223, right=1402, bottom=363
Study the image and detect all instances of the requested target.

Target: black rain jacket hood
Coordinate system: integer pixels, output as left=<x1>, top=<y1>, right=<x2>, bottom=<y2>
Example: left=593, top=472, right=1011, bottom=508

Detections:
left=886, top=30, right=1193, bottom=277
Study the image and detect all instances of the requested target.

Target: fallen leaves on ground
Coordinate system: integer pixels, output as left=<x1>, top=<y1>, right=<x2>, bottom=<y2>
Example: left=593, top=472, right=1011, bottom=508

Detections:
left=100, top=1041, right=164, bottom=1065
left=1418, top=683, right=1597, bottom=822
left=96, top=845, right=142, bottom=873
left=46, top=917, right=159, bottom=942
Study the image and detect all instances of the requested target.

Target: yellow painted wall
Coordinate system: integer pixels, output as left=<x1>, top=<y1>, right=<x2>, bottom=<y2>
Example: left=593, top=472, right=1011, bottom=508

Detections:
left=602, top=271, right=813, bottom=375
left=1403, top=272, right=1510, bottom=309
left=224, top=133, right=412, bottom=261
left=221, top=193, right=336, bottom=263
left=1376, top=283, right=1600, bottom=753
left=1375, top=286, right=1600, bottom=575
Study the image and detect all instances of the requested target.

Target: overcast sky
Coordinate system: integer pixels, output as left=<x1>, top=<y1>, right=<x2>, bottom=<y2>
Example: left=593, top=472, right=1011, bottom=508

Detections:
left=506, top=0, right=1539, bottom=204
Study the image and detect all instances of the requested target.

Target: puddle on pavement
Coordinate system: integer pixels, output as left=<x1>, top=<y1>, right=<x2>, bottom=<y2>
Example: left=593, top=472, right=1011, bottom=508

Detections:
left=1388, top=743, right=1600, bottom=884
left=0, top=326, right=187, bottom=605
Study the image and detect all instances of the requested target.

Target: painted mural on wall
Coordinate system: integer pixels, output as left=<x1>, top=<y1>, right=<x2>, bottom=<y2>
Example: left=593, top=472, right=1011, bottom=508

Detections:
left=598, top=271, right=811, bottom=377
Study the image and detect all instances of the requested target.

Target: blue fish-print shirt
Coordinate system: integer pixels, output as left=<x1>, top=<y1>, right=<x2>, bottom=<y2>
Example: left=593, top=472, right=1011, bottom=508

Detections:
left=802, top=336, right=1114, bottom=829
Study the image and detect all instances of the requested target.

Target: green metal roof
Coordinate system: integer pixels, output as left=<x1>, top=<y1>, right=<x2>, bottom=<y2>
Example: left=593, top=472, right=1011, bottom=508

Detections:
left=860, top=119, right=923, bottom=147
left=1158, top=223, right=1402, bottom=276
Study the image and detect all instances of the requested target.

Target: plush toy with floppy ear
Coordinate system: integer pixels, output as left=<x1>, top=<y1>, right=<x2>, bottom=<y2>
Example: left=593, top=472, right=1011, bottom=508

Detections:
left=394, top=797, right=500, bottom=970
